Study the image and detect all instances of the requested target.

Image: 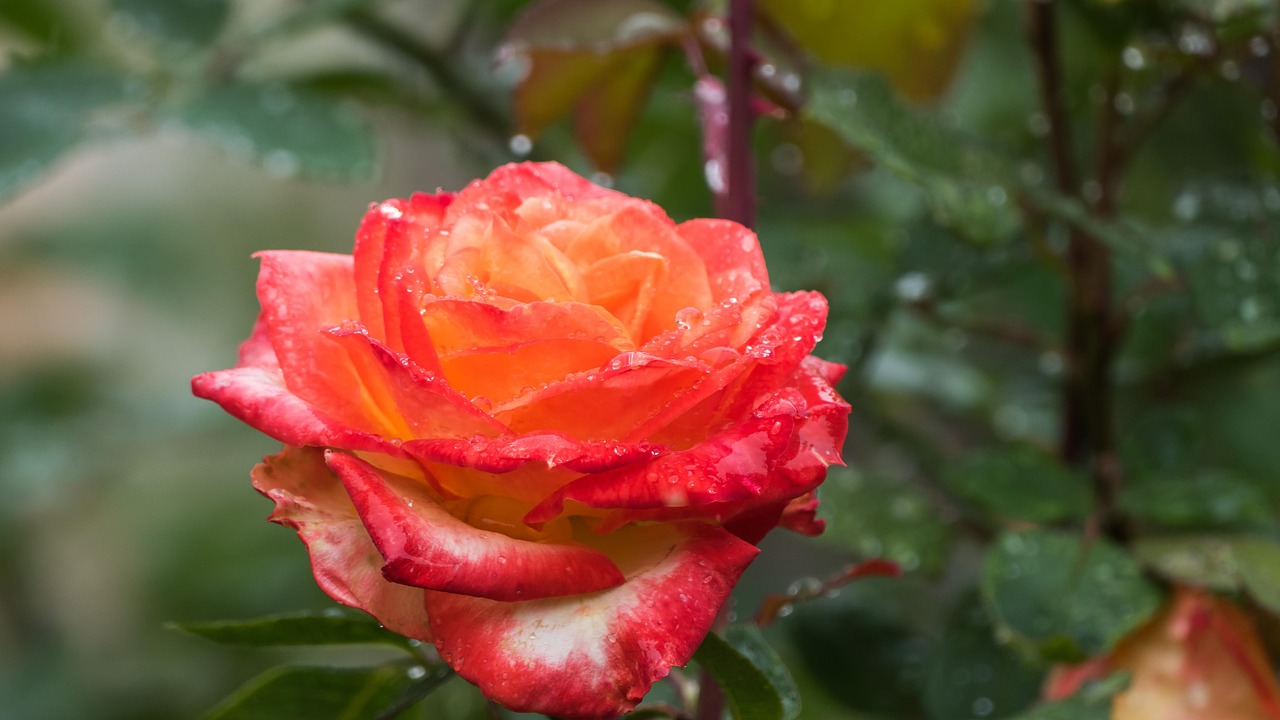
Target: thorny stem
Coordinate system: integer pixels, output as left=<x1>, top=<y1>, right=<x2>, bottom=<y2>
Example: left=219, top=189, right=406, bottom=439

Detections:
left=725, top=0, right=758, bottom=228
left=1025, top=0, right=1127, bottom=542
left=693, top=6, right=756, bottom=718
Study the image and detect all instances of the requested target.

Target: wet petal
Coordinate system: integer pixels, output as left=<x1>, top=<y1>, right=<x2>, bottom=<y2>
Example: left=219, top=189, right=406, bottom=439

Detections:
left=327, top=453, right=625, bottom=602
left=252, top=447, right=430, bottom=641
left=191, top=318, right=401, bottom=455
left=676, top=218, right=769, bottom=303
left=425, top=522, right=759, bottom=719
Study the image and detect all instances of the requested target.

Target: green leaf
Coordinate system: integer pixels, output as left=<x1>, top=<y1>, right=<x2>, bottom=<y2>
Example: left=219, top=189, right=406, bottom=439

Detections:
left=1120, top=470, right=1275, bottom=530
left=807, top=68, right=1020, bottom=245
left=0, top=63, right=126, bottom=203
left=788, top=576, right=930, bottom=717
left=498, top=0, right=686, bottom=171
left=0, top=0, right=87, bottom=52
left=1004, top=674, right=1128, bottom=720
left=760, top=0, right=978, bottom=101
left=1134, top=534, right=1280, bottom=613
left=166, top=82, right=376, bottom=181
left=171, top=608, right=417, bottom=652
left=721, top=626, right=801, bottom=720
left=201, top=664, right=451, bottom=720
left=982, top=530, right=1163, bottom=660
left=694, top=630, right=786, bottom=720
left=922, top=592, right=1041, bottom=720
left=111, top=0, right=231, bottom=47
left=818, top=468, right=951, bottom=573
left=944, top=446, right=1091, bottom=524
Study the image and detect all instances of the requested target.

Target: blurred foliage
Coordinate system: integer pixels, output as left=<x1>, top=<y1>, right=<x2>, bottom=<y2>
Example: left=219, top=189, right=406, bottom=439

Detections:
left=5, top=0, right=1280, bottom=718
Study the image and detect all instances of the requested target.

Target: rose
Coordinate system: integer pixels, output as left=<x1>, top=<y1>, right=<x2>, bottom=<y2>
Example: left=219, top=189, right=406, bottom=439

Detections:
left=1045, top=587, right=1280, bottom=719
left=192, top=162, right=849, bottom=719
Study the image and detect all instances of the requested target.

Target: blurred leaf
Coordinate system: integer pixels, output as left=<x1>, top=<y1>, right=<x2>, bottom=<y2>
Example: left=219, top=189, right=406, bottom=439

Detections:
left=944, top=445, right=1092, bottom=524
left=0, top=0, right=87, bottom=52
left=721, top=626, right=801, bottom=720
left=694, top=630, right=786, bottom=720
left=759, top=0, right=978, bottom=101
left=166, top=82, right=376, bottom=181
left=111, top=0, right=230, bottom=47
left=808, top=69, right=1020, bottom=244
left=172, top=608, right=417, bottom=652
left=0, top=62, right=126, bottom=203
left=788, top=577, right=931, bottom=717
left=1134, top=534, right=1280, bottom=613
left=200, top=664, right=447, bottom=720
left=780, top=118, right=856, bottom=193
left=1003, top=673, right=1128, bottom=720
left=1169, top=219, right=1280, bottom=353
left=982, top=530, right=1163, bottom=660
left=1120, top=470, right=1275, bottom=530
left=818, top=468, right=951, bottom=573
left=498, top=0, right=686, bottom=171
left=923, top=592, right=1042, bottom=720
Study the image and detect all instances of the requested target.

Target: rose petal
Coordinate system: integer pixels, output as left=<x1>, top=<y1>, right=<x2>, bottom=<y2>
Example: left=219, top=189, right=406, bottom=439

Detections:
left=326, top=453, right=626, bottom=601
left=449, top=162, right=624, bottom=222
left=564, top=205, right=714, bottom=341
left=677, top=218, right=769, bottom=303
left=493, top=352, right=708, bottom=439
left=524, top=400, right=801, bottom=526
left=256, top=250, right=387, bottom=431
left=417, top=298, right=633, bottom=402
left=435, top=214, right=588, bottom=303
left=425, top=521, right=759, bottom=719
left=192, top=319, right=401, bottom=455
left=324, top=325, right=509, bottom=439
left=406, top=432, right=663, bottom=474
left=251, top=446, right=431, bottom=641
left=779, top=491, right=826, bottom=536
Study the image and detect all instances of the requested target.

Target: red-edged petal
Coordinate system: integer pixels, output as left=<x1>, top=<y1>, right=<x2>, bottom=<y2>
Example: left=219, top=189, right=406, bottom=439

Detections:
left=677, top=218, right=769, bottom=303
left=448, top=162, right=625, bottom=223
left=326, top=453, right=625, bottom=602
left=324, top=325, right=509, bottom=440
left=256, top=250, right=388, bottom=432
left=524, top=400, right=802, bottom=526
left=251, top=446, right=430, bottom=641
left=779, top=492, right=826, bottom=537
left=425, top=522, right=759, bottom=719
left=406, top=432, right=663, bottom=474
left=192, top=319, right=401, bottom=455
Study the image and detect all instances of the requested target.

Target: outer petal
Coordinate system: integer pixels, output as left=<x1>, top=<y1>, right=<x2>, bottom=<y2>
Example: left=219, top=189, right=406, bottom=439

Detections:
left=191, top=318, right=401, bottom=455
left=425, top=522, right=760, bottom=719
left=326, top=453, right=626, bottom=601
left=676, top=218, right=770, bottom=303
left=256, top=250, right=389, bottom=433
left=251, top=447, right=430, bottom=641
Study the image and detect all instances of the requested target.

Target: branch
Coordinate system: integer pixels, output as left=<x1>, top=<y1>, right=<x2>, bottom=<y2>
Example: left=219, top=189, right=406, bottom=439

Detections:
left=725, top=0, right=757, bottom=228
left=343, top=7, right=509, bottom=142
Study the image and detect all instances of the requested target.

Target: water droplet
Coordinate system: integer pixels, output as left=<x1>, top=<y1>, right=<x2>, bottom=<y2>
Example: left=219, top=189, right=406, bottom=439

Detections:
left=1113, top=92, right=1135, bottom=116
left=771, top=143, right=803, bottom=175
left=1250, top=36, right=1270, bottom=57
left=704, top=158, right=726, bottom=194
left=1027, top=112, right=1050, bottom=137
left=1220, top=60, right=1241, bottom=81
left=407, top=665, right=427, bottom=679
left=894, top=272, right=930, bottom=302
left=264, top=149, right=300, bottom=179
left=1178, top=25, right=1213, bottom=55
left=1173, top=190, right=1201, bottom=221
left=986, top=185, right=1008, bottom=206
left=508, top=134, right=532, bottom=156
left=972, top=696, right=995, bottom=717
left=1122, top=46, right=1145, bottom=70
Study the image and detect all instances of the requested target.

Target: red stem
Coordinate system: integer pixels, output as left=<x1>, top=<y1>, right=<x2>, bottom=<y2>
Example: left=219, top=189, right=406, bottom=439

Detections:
left=725, top=0, right=757, bottom=228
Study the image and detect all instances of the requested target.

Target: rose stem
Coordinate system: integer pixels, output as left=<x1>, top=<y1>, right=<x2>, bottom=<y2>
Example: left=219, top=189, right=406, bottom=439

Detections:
left=725, top=0, right=758, bottom=229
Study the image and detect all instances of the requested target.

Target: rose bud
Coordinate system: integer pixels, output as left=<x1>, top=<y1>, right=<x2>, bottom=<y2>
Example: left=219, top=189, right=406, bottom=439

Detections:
left=1045, top=586, right=1280, bottom=720
left=193, top=162, right=850, bottom=719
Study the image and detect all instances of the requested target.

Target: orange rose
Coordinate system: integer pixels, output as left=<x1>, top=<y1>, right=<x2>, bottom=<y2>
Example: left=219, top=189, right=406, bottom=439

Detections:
left=192, top=162, right=849, bottom=718
left=1045, top=587, right=1280, bottom=720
